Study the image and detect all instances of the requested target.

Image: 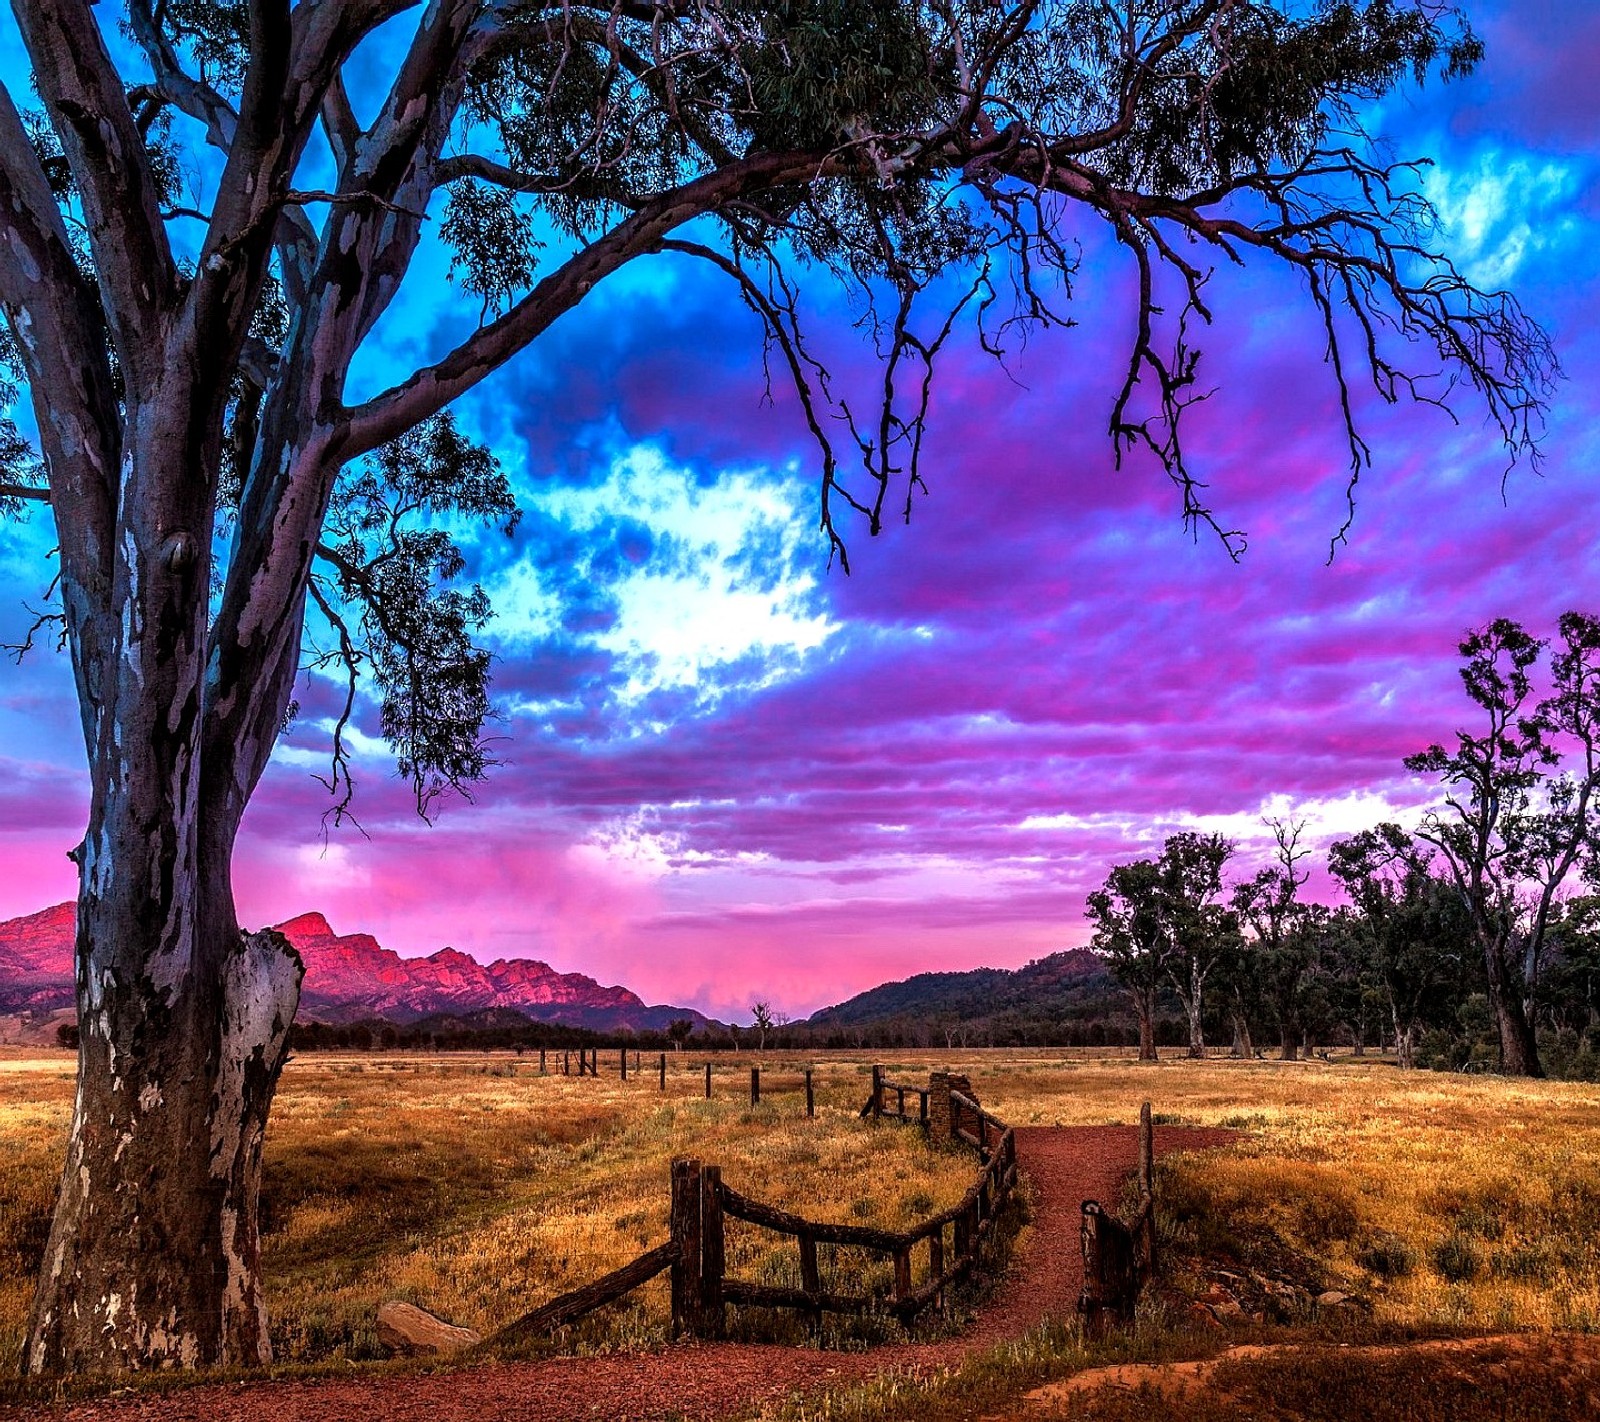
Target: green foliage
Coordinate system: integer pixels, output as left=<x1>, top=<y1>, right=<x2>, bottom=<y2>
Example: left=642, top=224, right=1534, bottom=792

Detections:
left=442, top=182, right=542, bottom=318
left=1, top=0, right=1556, bottom=831
left=151, top=0, right=251, bottom=96
left=743, top=0, right=941, bottom=152
left=317, top=414, right=521, bottom=817
left=1096, top=0, right=1482, bottom=195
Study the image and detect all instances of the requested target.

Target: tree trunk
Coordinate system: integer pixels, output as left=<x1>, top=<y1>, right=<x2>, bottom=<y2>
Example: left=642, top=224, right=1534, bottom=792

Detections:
left=1483, top=938, right=1542, bottom=1077
left=24, top=411, right=304, bottom=1373
left=1184, top=959, right=1205, bottom=1058
left=1185, top=996, right=1205, bottom=1058
left=1136, top=994, right=1157, bottom=1062
left=1279, top=1024, right=1299, bottom=1062
left=1230, top=1009, right=1253, bottom=1060
left=25, top=874, right=301, bottom=1373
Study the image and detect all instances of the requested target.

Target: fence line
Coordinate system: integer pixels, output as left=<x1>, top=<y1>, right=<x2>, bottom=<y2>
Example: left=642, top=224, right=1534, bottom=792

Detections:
left=484, top=1066, right=1021, bottom=1343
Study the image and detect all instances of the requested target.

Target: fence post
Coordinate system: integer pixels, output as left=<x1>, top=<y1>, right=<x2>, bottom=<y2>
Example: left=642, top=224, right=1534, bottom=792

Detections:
left=892, top=1246, right=912, bottom=1305
left=870, top=1064, right=883, bottom=1119
left=928, top=1072, right=953, bottom=1145
left=635, top=1050, right=641, bottom=1073
left=1139, top=1100, right=1154, bottom=1197
left=805, top=1069, right=814, bottom=1118
left=1079, top=1202, right=1104, bottom=1328
left=798, top=1231, right=821, bottom=1332
left=670, top=1157, right=703, bottom=1338
left=701, top=1164, right=725, bottom=1338
left=620, top=1047, right=628, bottom=1081
left=896, top=1086, right=906, bottom=1119
left=659, top=1052, right=667, bottom=1090
left=539, top=1047, right=546, bottom=1074
left=704, top=1061, right=711, bottom=1099
left=928, top=1228, right=945, bottom=1313
left=750, top=1066, right=760, bottom=1106
left=563, top=1050, right=570, bottom=1076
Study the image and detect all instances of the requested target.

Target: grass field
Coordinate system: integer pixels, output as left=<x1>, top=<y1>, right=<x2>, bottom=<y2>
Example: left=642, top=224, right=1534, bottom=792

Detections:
left=4, top=1046, right=1600, bottom=1415
left=0, top=1051, right=982, bottom=1371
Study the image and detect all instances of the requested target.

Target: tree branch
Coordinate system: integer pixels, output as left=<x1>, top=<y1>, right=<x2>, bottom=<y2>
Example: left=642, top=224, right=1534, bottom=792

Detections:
left=10, top=0, right=176, bottom=394
left=0, top=82, right=119, bottom=745
left=0, top=482, right=51, bottom=503
left=342, top=148, right=843, bottom=456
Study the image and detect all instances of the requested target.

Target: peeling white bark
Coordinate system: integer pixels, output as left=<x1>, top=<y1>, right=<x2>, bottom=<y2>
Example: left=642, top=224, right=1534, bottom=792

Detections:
left=212, top=929, right=302, bottom=1364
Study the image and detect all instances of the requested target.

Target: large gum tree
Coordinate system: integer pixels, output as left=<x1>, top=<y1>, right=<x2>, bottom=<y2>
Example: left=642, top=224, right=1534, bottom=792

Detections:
left=0, top=0, right=1553, bottom=1375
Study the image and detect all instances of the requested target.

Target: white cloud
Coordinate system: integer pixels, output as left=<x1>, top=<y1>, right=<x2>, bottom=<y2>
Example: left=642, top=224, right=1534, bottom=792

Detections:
left=1019, top=789, right=1426, bottom=849
left=1423, top=150, right=1581, bottom=288
left=1172, top=789, right=1424, bottom=845
left=489, top=446, right=838, bottom=709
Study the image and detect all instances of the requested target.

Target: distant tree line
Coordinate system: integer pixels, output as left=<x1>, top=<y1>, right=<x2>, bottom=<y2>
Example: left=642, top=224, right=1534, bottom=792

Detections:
left=1090, top=614, right=1600, bottom=1081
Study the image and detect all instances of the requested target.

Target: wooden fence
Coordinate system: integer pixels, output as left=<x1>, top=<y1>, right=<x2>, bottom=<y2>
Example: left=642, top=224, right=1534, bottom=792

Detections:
left=1077, top=1101, right=1157, bottom=1330
left=538, top=1048, right=819, bottom=1113
left=486, top=1066, right=1019, bottom=1345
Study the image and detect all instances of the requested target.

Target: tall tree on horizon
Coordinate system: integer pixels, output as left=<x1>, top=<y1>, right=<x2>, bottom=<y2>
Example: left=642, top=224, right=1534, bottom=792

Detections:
left=1234, top=816, right=1315, bottom=1060
left=1086, top=856, right=1169, bottom=1062
left=1405, top=613, right=1600, bottom=1078
left=1329, top=822, right=1469, bottom=1069
left=1156, top=830, right=1237, bottom=1059
left=0, top=0, right=1554, bottom=1374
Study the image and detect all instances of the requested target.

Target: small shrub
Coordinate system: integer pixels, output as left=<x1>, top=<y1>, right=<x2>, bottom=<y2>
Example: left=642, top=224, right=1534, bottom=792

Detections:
left=1357, top=1231, right=1416, bottom=1280
left=1493, top=1242, right=1553, bottom=1279
left=1433, top=1234, right=1482, bottom=1283
left=1456, top=1202, right=1508, bottom=1241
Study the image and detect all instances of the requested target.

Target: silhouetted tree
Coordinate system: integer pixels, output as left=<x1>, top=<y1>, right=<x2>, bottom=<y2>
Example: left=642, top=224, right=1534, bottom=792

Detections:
left=1235, top=817, right=1314, bottom=1060
left=1405, top=614, right=1600, bottom=1077
left=750, top=1001, right=775, bottom=1051
left=1088, top=859, right=1169, bottom=1061
left=1157, top=831, right=1237, bottom=1058
left=1330, top=823, right=1467, bottom=1068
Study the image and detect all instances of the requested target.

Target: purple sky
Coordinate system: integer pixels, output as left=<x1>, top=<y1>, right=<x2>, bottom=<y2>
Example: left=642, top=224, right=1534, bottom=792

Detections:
left=3, top=1, right=1599, bottom=1019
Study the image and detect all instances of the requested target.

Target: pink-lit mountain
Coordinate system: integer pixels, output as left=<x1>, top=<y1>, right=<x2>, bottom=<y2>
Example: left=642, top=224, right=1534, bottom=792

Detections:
left=0, top=905, right=707, bottom=1031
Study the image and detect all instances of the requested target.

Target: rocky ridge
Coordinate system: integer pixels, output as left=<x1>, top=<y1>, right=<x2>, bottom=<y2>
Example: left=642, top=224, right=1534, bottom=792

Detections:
left=0, top=904, right=707, bottom=1032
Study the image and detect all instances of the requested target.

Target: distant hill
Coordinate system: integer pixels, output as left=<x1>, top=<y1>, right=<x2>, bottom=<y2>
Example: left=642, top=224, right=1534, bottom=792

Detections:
left=805, top=948, right=1125, bottom=1041
left=0, top=903, right=77, bottom=1014
left=0, top=904, right=711, bottom=1034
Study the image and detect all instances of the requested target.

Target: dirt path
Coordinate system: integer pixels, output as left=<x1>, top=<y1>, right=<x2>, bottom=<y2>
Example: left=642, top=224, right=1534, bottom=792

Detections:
left=6, top=1126, right=1233, bottom=1422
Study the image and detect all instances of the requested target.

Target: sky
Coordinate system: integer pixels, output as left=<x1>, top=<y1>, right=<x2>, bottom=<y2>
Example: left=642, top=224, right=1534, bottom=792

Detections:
left=2, top=1, right=1599, bottom=1020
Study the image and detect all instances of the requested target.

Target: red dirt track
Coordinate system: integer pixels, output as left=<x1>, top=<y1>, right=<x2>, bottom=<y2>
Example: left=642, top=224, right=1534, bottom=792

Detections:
left=10, top=1126, right=1234, bottom=1422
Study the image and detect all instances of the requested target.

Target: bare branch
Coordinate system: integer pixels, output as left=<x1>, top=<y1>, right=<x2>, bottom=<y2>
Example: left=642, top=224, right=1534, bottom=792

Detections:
left=0, top=482, right=51, bottom=503
left=341, top=148, right=846, bottom=457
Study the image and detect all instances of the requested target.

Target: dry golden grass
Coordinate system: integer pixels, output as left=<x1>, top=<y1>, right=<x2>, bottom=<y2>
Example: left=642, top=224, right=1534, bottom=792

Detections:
left=0, top=1052, right=976, bottom=1371
left=6, top=1044, right=1600, bottom=1396
left=861, top=1050, right=1600, bottom=1333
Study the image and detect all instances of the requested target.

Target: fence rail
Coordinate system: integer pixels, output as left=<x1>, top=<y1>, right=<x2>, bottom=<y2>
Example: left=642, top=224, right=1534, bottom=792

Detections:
left=490, top=1240, right=679, bottom=1345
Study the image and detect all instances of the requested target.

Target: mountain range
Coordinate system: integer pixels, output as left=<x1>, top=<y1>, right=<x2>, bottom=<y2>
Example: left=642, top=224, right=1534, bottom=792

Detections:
left=804, top=948, right=1121, bottom=1038
left=0, top=904, right=709, bottom=1033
